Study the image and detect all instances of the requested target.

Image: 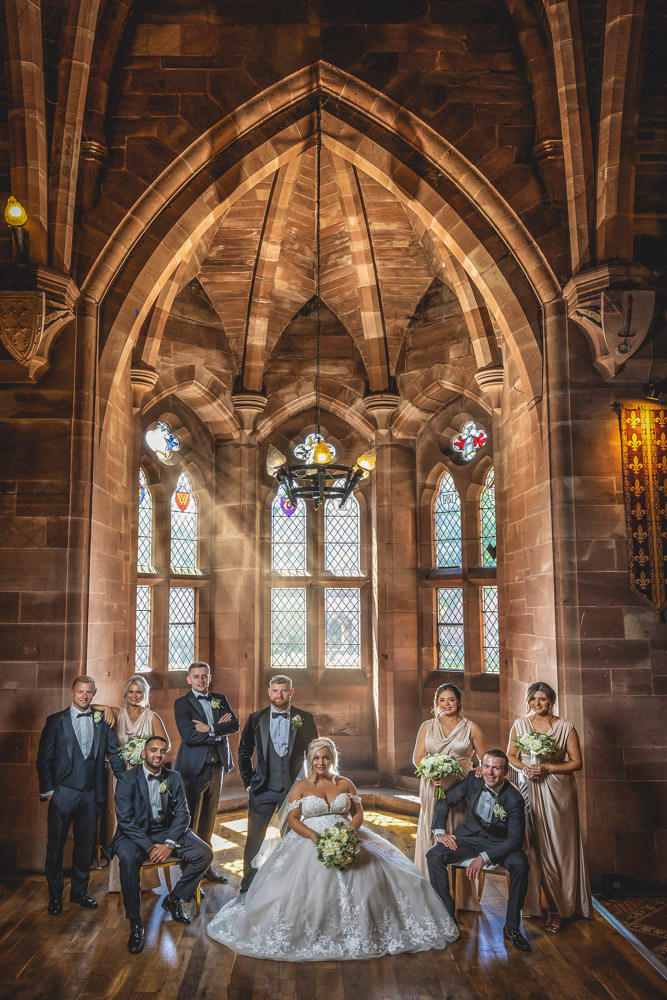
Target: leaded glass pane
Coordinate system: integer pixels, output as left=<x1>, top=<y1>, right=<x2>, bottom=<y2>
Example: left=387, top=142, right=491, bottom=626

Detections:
left=324, top=495, right=361, bottom=576
left=138, top=468, right=153, bottom=572
left=480, top=467, right=496, bottom=567
left=135, top=585, right=151, bottom=672
left=434, top=473, right=462, bottom=568
left=168, top=586, right=195, bottom=669
left=271, top=490, right=307, bottom=575
left=437, top=588, right=464, bottom=670
left=482, top=586, right=500, bottom=674
left=325, top=588, right=361, bottom=669
left=271, top=588, right=307, bottom=669
left=171, top=472, right=198, bottom=573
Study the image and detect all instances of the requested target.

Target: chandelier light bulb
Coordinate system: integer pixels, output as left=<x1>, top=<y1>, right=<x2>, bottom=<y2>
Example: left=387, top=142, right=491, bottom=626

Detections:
left=4, top=196, right=27, bottom=227
left=312, top=438, right=333, bottom=465
left=356, top=449, right=377, bottom=472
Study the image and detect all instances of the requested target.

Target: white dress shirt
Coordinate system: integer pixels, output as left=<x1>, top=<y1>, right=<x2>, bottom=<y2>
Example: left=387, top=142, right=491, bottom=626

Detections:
left=70, top=702, right=94, bottom=758
left=269, top=709, right=290, bottom=757
left=143, top=764, right=163, bottom=823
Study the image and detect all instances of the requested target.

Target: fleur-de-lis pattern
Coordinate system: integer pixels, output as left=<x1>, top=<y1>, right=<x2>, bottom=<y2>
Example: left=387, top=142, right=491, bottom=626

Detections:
left=618, top=405, right=667, bottom=619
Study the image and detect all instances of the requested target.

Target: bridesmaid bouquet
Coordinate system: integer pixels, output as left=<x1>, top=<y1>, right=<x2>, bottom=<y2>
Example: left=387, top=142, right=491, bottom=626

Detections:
left=119, top=736, right=147, bottom=767
left=415, top=752, right=464, bottom=799
left=316, top=822, right=360, bottom=871
left=513, top=731, right=557, bottom=765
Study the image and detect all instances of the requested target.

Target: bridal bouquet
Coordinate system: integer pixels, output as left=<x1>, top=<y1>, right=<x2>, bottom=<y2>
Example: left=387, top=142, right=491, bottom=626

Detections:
left=119, top=736, right=147, bottom=767
left=415, top=753, right=464, bottom=799
left=513, top=731, right=557, bottom=764
left=316, top=822, right=360, bottom=871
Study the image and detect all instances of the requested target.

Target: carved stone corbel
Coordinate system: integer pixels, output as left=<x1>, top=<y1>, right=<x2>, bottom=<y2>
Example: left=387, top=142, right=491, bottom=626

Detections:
left=0, top=268, right=79, bottom=382
left=564, top=264, right=655, bottom=379
left=474, top=364, right=504, bottom=410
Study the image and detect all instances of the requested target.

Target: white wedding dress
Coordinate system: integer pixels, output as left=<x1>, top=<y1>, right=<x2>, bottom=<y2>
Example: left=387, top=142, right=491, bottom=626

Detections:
left=206, top=793, right=459, bottom=962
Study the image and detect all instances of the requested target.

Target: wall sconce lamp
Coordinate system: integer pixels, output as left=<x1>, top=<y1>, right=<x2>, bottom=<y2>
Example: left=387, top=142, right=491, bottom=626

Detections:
left=4, top=196, right=28, bottom=258
left=643, top=381, right=664, bottom=402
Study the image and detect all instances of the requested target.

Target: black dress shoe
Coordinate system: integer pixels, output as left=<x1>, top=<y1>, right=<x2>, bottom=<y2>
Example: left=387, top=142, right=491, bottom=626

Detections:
left=70, top=893, right=98, bottom=909
left=127, top=924, right=145, bottom=954
left=47, top=898, right=62, bottom=916
left=204, top=867, right=228, bottom=884
left=503, top=924, right=532, bottom=952
left=161, top=894, right=191, bottom=924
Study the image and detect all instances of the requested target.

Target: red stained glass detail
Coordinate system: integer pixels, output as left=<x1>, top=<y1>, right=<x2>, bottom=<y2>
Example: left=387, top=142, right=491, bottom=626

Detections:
left=175, top=490, right=190, bottom=512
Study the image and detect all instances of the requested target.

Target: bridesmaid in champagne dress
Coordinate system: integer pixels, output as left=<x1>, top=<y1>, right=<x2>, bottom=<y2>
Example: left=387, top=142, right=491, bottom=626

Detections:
left=507, top=680, right=592, bottom=932
left=413, top=683, right=487, bottom=910
left=95, top=675, right=169, bottom=891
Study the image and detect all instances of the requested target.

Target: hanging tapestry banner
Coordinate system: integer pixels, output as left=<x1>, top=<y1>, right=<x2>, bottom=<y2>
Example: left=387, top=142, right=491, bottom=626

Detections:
left=615, top=403, right=667, bottom=620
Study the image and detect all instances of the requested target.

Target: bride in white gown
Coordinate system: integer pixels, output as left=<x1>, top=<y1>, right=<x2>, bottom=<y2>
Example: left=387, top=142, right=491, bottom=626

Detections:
left=206, top=738, right=459, bottom=962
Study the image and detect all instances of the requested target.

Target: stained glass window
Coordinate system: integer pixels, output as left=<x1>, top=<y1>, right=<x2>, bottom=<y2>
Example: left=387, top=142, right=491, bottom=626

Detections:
left=171, top=471, right=198, bottom=573
left=480, top=467, right=496, bottom=567
left=437, top=588, right=465, bottom=670
left=168, top=587, right=195, bottom=669
left=434, top=473, right=462, bottom=567
left=451, top=420, right=487, bottom=462
left=138, top=469, right=153, bottom=572
left=325, top=588, right=361, bottom=668
left=271, top=588, right=307, bottom=669
left=135, top=585, right=151, bottom=672
left=146, top=420, right=180, bottom=464
left=271, top=490, right=307, bottom=575
left=482, top=586, right=500, bottom=673
left=324, top=495, right=361, bottom=575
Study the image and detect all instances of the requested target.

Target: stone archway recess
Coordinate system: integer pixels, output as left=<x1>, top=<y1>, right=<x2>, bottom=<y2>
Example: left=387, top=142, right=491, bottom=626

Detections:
left=82, top=62, right=562, bottom=433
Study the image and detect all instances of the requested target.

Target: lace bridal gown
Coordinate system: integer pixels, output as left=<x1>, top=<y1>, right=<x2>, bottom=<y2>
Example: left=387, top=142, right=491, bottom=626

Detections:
left=206, top=793, right=459, bottom=962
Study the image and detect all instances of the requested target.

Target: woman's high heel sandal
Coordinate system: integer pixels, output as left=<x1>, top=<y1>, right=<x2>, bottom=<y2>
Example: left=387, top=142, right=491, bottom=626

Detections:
left=545, top=912, right=562, bottom=933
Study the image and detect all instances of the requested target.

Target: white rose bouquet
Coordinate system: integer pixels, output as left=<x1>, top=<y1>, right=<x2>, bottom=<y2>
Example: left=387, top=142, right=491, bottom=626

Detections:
left=513, top=731, right=557, bottom=765
left=415, top=752, right=464, bottom=799
left=316, top=822, right=360, bottom=871
left=118, top=736, right=147, bottom=768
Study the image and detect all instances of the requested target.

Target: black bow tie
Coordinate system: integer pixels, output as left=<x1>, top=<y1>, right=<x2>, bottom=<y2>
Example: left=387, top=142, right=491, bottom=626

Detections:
left=147, top=772, right=163, bottom=781
left=197, top=694, right=211, bottom=701
left=272, top=712, right=289, bottom=719
left=76, top=711, right=92, bottom=718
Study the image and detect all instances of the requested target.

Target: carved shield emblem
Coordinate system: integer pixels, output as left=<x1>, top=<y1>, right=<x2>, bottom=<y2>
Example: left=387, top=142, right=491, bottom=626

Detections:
left=602, top=290, right=655, bottom=363
left=0, top=291, right=45, bottom=366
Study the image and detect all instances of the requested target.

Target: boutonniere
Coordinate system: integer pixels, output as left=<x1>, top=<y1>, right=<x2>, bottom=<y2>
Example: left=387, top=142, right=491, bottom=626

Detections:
left=493, top=802, right=507, bottom=821
left=291, top=714, right=303, bottom=730
left=159, top=779, right=171, bottom=796
left=93, top=711, right=103, bottom=724
left=210, top=698, right=222, bottom=709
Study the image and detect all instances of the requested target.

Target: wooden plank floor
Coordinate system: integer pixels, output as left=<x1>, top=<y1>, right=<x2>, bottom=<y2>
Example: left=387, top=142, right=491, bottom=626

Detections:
left=0, top=809, right=664, bottom=1000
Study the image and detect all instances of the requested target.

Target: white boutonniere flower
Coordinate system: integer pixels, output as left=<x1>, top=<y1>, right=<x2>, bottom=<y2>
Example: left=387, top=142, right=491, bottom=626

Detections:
left=291, top=714, right=303, bottom=730
left=210, top=698, right=222, bottom=709
left=159, top=779, right=170, bottom=795
left=493, top=802, right=507, bottom=821
left=93, top=710, right=103, bottom=724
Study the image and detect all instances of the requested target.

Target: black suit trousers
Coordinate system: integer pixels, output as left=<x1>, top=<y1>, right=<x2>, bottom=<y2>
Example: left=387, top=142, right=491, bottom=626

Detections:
left=114, top=830, right=213, bottom=921
left=182, top=761, right=223, bottom=848
left=45, top=785, right=98, bottom=900
left=426, top=837, right=529, bottom=929
left=240, top=788, right=285, bottom=892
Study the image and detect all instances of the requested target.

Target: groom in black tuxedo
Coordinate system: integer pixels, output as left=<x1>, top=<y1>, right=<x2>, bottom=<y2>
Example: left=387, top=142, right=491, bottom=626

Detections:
left=174, top=661, right=239, bottom=883
left=37, top=674, right=124, bottom=915
left=110, top=736, right=213, bottom=954
left=427, top=749, right=531, bottom=952
left=237, top=674, right=317, bottom=892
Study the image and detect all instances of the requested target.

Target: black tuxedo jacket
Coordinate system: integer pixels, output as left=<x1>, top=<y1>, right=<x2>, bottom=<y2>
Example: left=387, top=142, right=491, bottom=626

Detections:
left=237, top=705, right=318, bottom=794
left=174, top=690, right=239, bottom=778
left=110, top=765, right=190, bottom=855
left=431, top=771, right=526, bottom=864
left=36, top=707, right=123, bottom=803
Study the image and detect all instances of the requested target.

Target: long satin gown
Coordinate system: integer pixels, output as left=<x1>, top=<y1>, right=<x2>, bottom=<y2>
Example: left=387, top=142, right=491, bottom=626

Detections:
left=513, top=716, right=592, bottom=919
left=108, top=707, right=159, bottom=892
left=207, top=792, right=459, bottom=961
left=413, top=717, right=479, bottom=912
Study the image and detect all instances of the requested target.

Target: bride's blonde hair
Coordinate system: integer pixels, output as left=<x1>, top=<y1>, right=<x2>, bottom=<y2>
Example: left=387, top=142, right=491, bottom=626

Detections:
left=306, top=738, right=339, bottom=777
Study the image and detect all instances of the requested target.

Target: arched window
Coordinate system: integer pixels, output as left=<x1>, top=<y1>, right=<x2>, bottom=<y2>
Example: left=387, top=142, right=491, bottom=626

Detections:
left=171, top=471, right=198, bottom=573
left=434, top=472, right=462, bottom=568
left=271, top=490, right=307, bottom=574
left=137, top=468, right=153, bottom=573
left=324, top=495, right=360, bottom=575
left=480, top=466, right=496, bottom=567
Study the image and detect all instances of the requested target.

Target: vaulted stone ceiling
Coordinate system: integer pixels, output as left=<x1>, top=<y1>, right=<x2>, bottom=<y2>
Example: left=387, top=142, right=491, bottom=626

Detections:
left=147, top=144, right=497, bottom=418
